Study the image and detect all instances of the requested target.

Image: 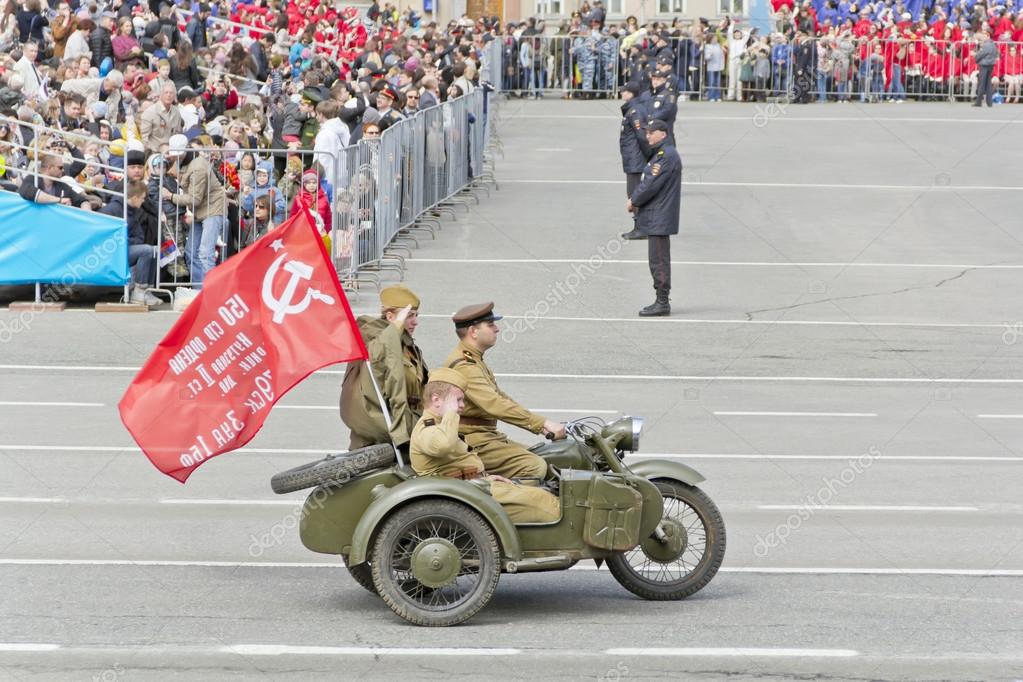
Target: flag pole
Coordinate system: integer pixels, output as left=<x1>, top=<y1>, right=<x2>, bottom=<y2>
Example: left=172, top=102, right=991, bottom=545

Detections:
left=364, top=360, right=405, bottom=467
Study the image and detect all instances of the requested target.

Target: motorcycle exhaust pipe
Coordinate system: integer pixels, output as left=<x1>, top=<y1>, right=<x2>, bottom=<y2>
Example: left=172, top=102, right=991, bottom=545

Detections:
left=504, top=555, right=575, bottom=573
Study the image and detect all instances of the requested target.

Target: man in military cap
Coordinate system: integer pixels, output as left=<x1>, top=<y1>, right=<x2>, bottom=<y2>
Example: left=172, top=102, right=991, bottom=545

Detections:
left=340, top=285, right=429, bottom=451
left=619, top=82, right=650, bottom=241
left=376, top=87, right=405, bottom=132
left=648, top=70, right=678, bottom=146
left=627, top=120, right=682, bottom=317
left=299, top=88, right=322, bottom=151
left=444, top=302, right=566, bottom=479
left=654, top=56, right=681, bottom=104
left=411, top=368, right=560, bottom=523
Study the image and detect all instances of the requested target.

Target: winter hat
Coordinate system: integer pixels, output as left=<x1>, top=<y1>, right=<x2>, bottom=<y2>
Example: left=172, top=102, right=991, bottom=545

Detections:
left=302, top=168, right=319, bottom=180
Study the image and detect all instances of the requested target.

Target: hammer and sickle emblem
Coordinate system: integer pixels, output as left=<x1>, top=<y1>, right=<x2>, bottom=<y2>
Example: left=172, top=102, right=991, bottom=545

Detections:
left=261, top=253, right=336, bottom=324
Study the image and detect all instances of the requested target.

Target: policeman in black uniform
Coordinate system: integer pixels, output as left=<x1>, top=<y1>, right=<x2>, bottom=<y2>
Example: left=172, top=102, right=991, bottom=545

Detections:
left=619, top=82, right=651, bottom=241
left=647, top=71, right=678, bottom=147
left=626, top=120, right=681, bottom=317
left=654, top=56, right=682, bottom=104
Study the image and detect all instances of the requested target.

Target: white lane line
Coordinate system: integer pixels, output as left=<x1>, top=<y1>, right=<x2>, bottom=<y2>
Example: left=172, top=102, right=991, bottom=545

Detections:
left=977, top=414, right=1023, bottom=419
left=606, top=647, right=859, bottom=658
left=224, top=645, right=521, bottom=657
left=714, top=411, right=877, bottom=418
left=534, top=147, right=571, bottom=152
left=0, top=401, right=104, bottom=407
left=417, top=313, right=1008, bottom=331
left=3, top=560, right=1022, bottom=576
left=5, top=365, right=1023, bottom=384
left=0, top=497, right=67, bottom=503
left=160, top=499, right=300, bottom=506
left=502, top=179, right=1022, bottom=191
left=756, top=505, right=979, bottom=512
left=0, top=643, right=61, bottom=652
left=411, top=258, right=1023, bottom=269
left=2, top=445, right=1021, bottom=463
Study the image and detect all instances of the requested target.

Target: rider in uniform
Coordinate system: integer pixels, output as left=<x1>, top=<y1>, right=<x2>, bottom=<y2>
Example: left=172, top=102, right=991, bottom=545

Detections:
left=444, top=302, right=566, bottom=479
left=340, top=285, right=428, bottom=451
left=410, top=368, right=560, bottom=523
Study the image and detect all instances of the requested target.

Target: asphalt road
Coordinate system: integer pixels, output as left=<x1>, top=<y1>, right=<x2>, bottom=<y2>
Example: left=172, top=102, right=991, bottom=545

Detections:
left=2, top=99, right=1023, bottom=681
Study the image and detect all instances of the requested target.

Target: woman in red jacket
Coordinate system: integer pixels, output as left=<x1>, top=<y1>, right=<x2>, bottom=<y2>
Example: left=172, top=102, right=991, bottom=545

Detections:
left=1001, top=44, right=1022, bottom=103
left=292, top=168, right=332, bottom=233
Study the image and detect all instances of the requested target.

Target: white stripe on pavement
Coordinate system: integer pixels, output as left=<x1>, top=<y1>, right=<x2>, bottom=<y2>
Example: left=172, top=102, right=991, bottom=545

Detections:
left=713, top=411, right=877, bottom=418
left=0, top=401, right=104, bottom=407
left=756, top=505, right=979, bottom=512
left=0, top=497, right=67, bottom=503
left=0, top=644, right=61, bottom=652
left=502, top=179, right=1023, bottom=192
left=411, top=258, right=1023, bottom=269
left=159, top=499, right=301, bottom=506
left=4, top=365, right=1023, bottom=384
left=977, top=414, right=1023, bottom=419
left=224, top=645, right=521, bottom=656
left=2, top=559, right=1021, bottom=576
left=606, top=647, right=859, bottom=658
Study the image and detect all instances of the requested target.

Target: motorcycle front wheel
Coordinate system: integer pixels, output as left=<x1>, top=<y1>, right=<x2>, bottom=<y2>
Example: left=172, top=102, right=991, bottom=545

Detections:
left=607, top=480, right=726, bottom=600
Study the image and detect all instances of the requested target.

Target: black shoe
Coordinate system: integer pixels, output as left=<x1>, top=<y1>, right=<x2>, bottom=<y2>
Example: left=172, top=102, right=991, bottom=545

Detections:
left=621, top=229, right=647, bottom=240
left=972, top=102, right=981, bottom=107
left=639, top=300, right=671, bottom=317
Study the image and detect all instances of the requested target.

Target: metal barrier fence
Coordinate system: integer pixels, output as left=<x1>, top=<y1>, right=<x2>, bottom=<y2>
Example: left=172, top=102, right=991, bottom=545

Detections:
left=144, top=88, right=492, bottom=298
left=494, top=35, right=1023, bottom=104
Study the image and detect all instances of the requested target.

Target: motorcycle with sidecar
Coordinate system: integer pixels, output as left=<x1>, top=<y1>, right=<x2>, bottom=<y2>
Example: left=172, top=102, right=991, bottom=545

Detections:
left=271, top=416, right=726, bottom=626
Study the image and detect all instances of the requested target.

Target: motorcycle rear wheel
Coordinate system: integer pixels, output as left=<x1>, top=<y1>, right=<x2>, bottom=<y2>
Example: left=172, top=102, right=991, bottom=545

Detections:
left=608, top=480, right=726, bottom=600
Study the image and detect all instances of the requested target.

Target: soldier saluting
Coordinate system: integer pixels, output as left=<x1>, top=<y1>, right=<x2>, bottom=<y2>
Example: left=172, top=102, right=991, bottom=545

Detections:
left=626, top=120, right=682, bottom=317
left=340, top=285, right=428, bottom=451
left=444, top=302, right=566, bottom=479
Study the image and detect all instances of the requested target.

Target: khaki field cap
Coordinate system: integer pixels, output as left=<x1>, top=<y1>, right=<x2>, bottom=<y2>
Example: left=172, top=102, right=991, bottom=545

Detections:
left=428, top=367, right=468, bottom=392
left=452, top=301, right=503, bottom=328
left=380, top=285, right=420, bottom=310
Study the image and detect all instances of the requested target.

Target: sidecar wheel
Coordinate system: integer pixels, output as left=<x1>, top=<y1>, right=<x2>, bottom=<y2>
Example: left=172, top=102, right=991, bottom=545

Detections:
left=371, top=500, right=501, bottom=626
left=607, top=480, right=726, bottom=601
left=342, top=555, right=378, bottom=595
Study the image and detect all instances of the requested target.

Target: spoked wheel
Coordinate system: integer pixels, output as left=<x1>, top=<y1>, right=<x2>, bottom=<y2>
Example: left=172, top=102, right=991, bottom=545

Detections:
left=607, top=480, right=726, bottom=600
left=342, top=555, right=377, bottom=595
left=370, top=500, right=501, bottom=626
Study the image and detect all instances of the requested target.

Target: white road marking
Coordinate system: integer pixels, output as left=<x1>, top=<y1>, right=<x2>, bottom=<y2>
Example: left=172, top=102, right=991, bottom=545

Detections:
left=411, top=258, right=1023, bottom=269
left=0, top=643, right=61, bottom=652
left=714, top=411, right=877, bottom=418
left=2, top=560, right=1021, bottom=576
left=0, top=497, right=67, bottom=503
left=502, top=179, right=1022, bottom=191
left=274, top=405, right=335, bottom=410
left=223, top=645, right=521, bottom=656
left=977, top=414, right=1023, bottom=419
left=606, top=647, right=859, bottom=658
left=10, top=364, right=1023, bottom=384
left=534, top=147, right=571, bottom=152
left=0, top=401, right=616, bottom=415
left=0, top=401, right=104, bottom=407
left=159, top=499, right=301, bottom=506
left=756, top=505, right=979, bottom=512
left=2, top=445, right=1020, bottom=463
left=417, top=313, right=1009, bottom=331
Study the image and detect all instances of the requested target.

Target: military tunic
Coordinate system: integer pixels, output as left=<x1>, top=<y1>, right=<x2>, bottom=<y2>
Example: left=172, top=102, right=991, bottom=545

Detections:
left=443, top=340, right=548, bottom=479
left=340, top=316, right=428, bottom=449
left=410, top=409, right=560, bottom=523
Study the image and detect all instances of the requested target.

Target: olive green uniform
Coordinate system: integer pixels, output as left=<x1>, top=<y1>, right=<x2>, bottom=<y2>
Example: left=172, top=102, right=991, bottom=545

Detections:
left=411, top=409, right=560, bottom=523
left=340, top=316, right=428, bottom=448
left=443, top=340, right=548, bottom=479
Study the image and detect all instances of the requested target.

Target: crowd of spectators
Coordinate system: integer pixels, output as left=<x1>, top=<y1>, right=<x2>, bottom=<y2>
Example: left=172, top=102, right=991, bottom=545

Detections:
left=499, top=0, right=1023, bottom=104
left=0, top=0, right=497, bottom=306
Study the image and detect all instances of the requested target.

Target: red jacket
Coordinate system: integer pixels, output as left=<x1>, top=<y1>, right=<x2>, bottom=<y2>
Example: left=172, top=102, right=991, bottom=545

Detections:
left=292, top=187, right=331, bottom=233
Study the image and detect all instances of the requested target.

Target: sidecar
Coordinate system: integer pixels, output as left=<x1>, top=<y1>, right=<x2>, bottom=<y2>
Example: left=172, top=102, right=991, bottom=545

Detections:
left=273, top=417, right=726, bottom=627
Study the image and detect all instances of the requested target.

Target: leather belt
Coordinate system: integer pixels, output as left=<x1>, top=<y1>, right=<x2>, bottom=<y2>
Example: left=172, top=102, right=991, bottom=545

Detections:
left=444, top=468, right=483, bottom=480
left=458, top=416, right=497, bottom=428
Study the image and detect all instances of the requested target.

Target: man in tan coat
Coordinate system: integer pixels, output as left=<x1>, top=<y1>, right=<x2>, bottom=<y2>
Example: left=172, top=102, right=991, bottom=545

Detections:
left=444, top=302, right=566, bottom=479
left=340, top=285, right=428, bottom=450
left=411, top=368, right=560, bottom=523
left=140, top=83, right=184, bottom=154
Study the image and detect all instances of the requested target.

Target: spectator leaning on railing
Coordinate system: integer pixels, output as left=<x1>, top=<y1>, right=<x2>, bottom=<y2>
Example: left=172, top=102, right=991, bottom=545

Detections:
left=18, top=152, right=92, bottom=210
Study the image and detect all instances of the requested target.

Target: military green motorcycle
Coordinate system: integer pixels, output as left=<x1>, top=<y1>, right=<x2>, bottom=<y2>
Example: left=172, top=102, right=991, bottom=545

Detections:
left=271, top=416, right=726, bottom=626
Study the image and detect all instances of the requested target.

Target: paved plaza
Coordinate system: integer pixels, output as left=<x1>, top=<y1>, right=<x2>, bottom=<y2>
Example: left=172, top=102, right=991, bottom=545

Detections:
left=1, top=99, right=1023, bottom=680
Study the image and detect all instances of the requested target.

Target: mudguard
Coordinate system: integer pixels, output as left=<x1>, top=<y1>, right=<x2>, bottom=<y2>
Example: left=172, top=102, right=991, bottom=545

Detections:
left=347, top=477, right=523, bottom=565
left=626, top=458, right=706, bottom=486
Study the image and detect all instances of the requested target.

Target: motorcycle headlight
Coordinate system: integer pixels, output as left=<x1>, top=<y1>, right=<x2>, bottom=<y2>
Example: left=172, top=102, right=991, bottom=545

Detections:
left=601, top=416, right=643, bottom=452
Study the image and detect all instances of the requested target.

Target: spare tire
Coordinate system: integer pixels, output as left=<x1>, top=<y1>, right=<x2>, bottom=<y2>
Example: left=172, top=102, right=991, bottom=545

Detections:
left=270, top=444, right=396, bottom=494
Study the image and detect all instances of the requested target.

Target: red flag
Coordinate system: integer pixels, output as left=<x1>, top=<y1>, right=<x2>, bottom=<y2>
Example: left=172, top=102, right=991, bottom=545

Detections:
left=119, top=209, right=368, bottom=482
